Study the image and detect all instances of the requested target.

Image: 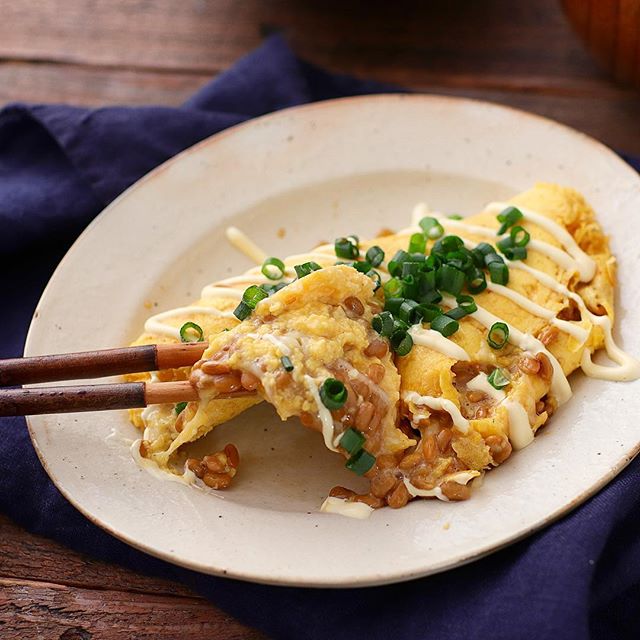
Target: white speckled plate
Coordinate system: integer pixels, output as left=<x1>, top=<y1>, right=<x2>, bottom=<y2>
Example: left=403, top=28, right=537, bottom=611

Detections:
left=25, top=95, right=640, bottom=587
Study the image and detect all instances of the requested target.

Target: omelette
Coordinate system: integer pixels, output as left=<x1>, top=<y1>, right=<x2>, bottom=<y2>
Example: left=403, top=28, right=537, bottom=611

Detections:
left=128, top=183, right=640, bottom=515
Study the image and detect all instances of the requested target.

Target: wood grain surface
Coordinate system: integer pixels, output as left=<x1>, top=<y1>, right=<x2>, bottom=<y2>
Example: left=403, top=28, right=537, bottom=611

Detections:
left=2, top=1, right=640, bottom=638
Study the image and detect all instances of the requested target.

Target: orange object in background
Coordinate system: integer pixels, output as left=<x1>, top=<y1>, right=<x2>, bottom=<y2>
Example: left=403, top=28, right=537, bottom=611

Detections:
left=562, top=0, right=640, bottom=89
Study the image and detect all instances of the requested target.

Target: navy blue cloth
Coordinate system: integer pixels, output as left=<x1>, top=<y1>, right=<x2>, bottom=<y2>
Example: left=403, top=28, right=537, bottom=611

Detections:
left=1, top=35, right=639, bottom=640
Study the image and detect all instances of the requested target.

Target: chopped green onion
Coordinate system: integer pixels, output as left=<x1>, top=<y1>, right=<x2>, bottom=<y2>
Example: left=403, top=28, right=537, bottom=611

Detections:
left=320, top=378, right=348, bottom=410
left=390, top=330, right=413, bottom=356
left=372, top=311, right=395, bottom=337
left=339, top=428, right=366, bottom=455
left=243, top=284, right=269, bottom=308
left=510, top=225, right=530, bottom=247
left=383, top=277, right=403, bottom=298
left=334, top=236, right=359, bottom=259
left=433, top=235, right=464, bottom=255
left=345, top=449, right=376, bottom=476
left=447, top=214, right=464, bottom=220
left=409, top=232, right=427, bottom=254
left=365, top=245, right=385, bottom=267
left=503, top=246, right=527, bottom=261
left=233, top=301, right=252, bottom=321
left=261, top=257, right=285, bottom=280
left=366, top=269, right=382, bottom=291
left=419, top=289, right=443, bottom=304
left=489, top=261, right=509, bottom=285
left=175, top=402, right=188, bottom=415
left=351, top=261, right=372, bottom=274
left=384, top=297, right=404, bottom=315
left=401, top=274, right=419, bottom=299
left=179, top=321, right=204, bottom=343
left=393, top=317, right=410, bottom=332
left=484, top=252, right=504, bottom=266
left=281, top=356, right=294, bottom=372
left=417, top=303, right=442, bottom=322
left=261, top=282, right=288, bottom=296
left=496, top=236, right=515, bottom=254
left=388, top=250, right=411, bottom=277
left=398, top=299, right=421, bottom=324
left=294, top=261, right=322, bottom=278
left=487, top=368, right=510, bottom=389
left=487, top=322, right=509, bottom=349
left=430, top=314, right=459, bottom=337
left=401, top=261, right=421, bottom=278
left=456, top=294, right=477, bottom=314
left=475, top=242, right=496, bottom=257
left=466, top=267, right=487, bottom=294
left=419, top=216, right=445, bottom=239
left=497, top=206, right=523, bottom=235
left=445, top=306, right=468, bottom=321
left=436, top=264, right=465, bottom=296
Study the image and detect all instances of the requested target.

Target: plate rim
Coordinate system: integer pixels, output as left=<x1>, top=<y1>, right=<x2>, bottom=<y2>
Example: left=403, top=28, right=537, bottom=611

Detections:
left=24, top=93, right=640, bottom=587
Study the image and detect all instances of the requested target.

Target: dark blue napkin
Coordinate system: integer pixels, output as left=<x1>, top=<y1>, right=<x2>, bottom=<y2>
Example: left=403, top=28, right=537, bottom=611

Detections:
left=1, top=35, right=639, bottom=640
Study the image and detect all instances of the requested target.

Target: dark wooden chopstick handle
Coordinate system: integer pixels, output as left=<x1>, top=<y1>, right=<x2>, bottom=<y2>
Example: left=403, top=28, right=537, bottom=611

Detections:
left=0, top=383, right=147, bottom=416
left=0, top=343, right=207, bottom=386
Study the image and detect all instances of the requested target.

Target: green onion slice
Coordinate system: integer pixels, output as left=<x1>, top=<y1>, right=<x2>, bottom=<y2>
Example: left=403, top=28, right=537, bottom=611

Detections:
left=320, top=378, right=348, bottom=410
left=510, top=225, right=530, bottom=247
left=433, top=235, right=464, bottom=255
left=384, top=297, right=404, bottom=315
left=436, top=264, right=465, bottom=296
left=261, top=282, right=288, bottom=296
left=294, top=261, right=322, bottom=278
left=503, top=246, right=527, bottom=261
left=466, top=267, right=487, bottom=294
left=345, top=449, right=376, bottom=476
left=366, top=269, right=382, bottom=291
left=335, top=236, right=359, bottom=259
left=398, top=299, right=421, bottom=325
left=448, top=214, right=464, bottom=220
left=281, top=355, right=294, bottom=372
left=487, top=322, right=509, bottom=349
left=365, top=245, right=385, bottom=267
left=446, top=294, right=477, bottom=320
left=242, top=284, right=269, bottom=308
left=175, top=402, right=188, bottom=415
left=487, top=368, right=510, bottom=389
left=261, top=257, right=285, bottom=280
left=409, top=232, right=427, bottom=254
left=475, top=242, right=496, bottom=257
left=383, top=277, right=403, bottom=298
left=417, top=303, right=442, bottom=323
left=489, top=261, right=509, bottom=285
left=390, top=330, right=413, bottom=356
left=233, top=301, right=252, bottom=321
left=372, top=311, right=395, bottom=337
left=388, top=250, right=411, bottom=277
left=430, top=314, right=459, bottom=337
left=497, top=206, right=524, bottom=235
left=419, top=216, right=445, bottom=239
left=179, top=321, right=204, bottom=343
left=339, top=428, right=366, bottom=455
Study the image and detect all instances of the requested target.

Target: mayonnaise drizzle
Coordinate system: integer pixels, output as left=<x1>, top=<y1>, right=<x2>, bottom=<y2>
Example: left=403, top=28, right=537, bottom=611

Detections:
left=468, top=372, right=506, bottom=403
left=320, top=497, right=374, bottom=519
left=403, top=471, right=479, bottom=502
left=304, top=375, right=340, bottom=452
left=144, top=305, right=236, bottom=339
left=245, top=332, right=293, bottom=356
left=225, top=226, right=269, bottom=264
left=408, top=326, right=470, bottom=360
left=485, top=202, right=597, bottom=281
left=442, top=295, right=572, bottom=405
left=503, top=401, right=534, bottom=449
left=200, top=286, right=244, bottom=300
left=403, top=391, right=470, bottom=433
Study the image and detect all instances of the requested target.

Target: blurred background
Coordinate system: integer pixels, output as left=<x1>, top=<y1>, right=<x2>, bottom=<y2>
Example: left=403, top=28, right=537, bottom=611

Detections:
left=2, top=0, right=639, bottom=154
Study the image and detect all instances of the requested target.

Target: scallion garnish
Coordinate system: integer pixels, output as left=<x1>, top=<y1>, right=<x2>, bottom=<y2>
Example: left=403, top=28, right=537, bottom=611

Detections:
left=281, top=356, right=294, bottom=372
left=419, top=216, right=445, bottom=239
left=334, top=236, right=360, bottom=259
left=339, top=428, right=366, bottom=455
left=388, top=250, right=411, bottom=277
left=456, top=294, right=477, bottom=315
left=320, top=378, right=348, bottom=410
left=488, top=261, right=509, bottom=285
left=383, top=277, right=403, bottom=298
left=436, top=264, right=465, bottom=296
left=366, top=245, right=385, bottom=267
left=179, top=321, right=204, bottom=343
left=431, top=314, right=459, bottom=337
left=390, top=330, right=413, bottom=356
left=448, top=214, right=463, bottom=220
left=366, top=269, right=382, bottom=291
left=503, top=246, right=527, bottom=261
left=233, top=301, right=252, bottom=321
left=294, top=261, right=322, bottom=278
left=175, top=402, right=188, bottom=415
left=466, top=267, right=487, bottom=294
left=398, top=299, right=421, bottom=324
left=510, top=225, right=530, bottom=247
left=372, top=311, right=395, bottom=337
left=345, top=449, right=376, bottom=476
left=409, top=232, right=426, bottom=254
left=497, top=206, right=524, bottom=235
left=261, top=257, right=286, bottom=280
left=487, top=322, right=509, bottom=349
left=242, top=284, right=269, bottom=308
left=487, top=368, right=510, bottom=389
left=417, top=303, right=442, bottom=322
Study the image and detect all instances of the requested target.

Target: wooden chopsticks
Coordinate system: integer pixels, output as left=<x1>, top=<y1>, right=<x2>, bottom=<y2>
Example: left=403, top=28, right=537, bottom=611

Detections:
left=0, top=343, right=252, bottom=417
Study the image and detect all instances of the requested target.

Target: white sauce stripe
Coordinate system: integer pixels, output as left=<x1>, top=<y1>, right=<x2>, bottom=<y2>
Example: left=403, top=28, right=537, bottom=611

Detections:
left=503, top=401, right=534, bottom=450
left=468, top=372, right=506, bottom=403
left=304, top=375, right=340, bottom=452
left=408, top=326, right=470, bottom=360
left=225, top=226, right=269, bottom=264
left=320, top=497, right=374, bottom=519
left=144, top=305, right=236, bottom=339
left=485, top=202, right=596, bottom=282
left=403, top=391, right=470, bottom=433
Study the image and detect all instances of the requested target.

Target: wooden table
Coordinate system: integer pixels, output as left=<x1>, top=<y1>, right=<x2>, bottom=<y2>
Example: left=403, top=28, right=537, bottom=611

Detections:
left=1, top=1, right=639, bottom=638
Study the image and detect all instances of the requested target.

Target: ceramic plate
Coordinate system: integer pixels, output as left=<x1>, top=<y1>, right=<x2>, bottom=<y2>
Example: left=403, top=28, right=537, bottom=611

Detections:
left=26, top=95, right=640, bottom=587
